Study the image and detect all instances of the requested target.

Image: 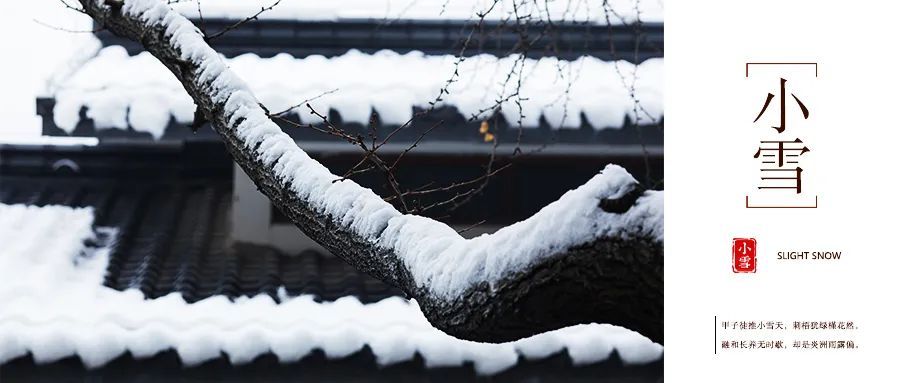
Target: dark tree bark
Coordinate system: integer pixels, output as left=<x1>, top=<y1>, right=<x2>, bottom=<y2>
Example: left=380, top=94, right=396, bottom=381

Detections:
left=77, top=0, right=663, bottom=345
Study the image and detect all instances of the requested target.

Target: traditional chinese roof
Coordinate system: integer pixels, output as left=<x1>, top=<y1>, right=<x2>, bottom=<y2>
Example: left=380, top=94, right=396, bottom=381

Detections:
left=0, top=142, right=662, bottom=380
left=42, top=0, right=663, bottom=153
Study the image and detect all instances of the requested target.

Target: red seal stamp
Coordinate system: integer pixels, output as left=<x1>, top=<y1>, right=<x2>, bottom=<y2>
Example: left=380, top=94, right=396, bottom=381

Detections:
left=732, top=238, right=757, bottom=273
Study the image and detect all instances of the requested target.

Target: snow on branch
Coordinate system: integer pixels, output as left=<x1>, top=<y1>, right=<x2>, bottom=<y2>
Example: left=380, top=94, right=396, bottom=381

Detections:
left=79, top=0, right=664, bottom=344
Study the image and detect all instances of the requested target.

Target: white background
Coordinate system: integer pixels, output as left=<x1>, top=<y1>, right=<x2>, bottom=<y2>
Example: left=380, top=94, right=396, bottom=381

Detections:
left=666, top=0, right=900, bottom=380
left=0, top=1, right=92, bottom=139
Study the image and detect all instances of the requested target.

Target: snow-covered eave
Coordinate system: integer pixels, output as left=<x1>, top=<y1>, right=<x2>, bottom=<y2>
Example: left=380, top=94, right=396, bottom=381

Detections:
left=1, top=293, right=663, bottom=374
left=49, top=47, right=663, bottom=140
left=80, top=0, right=663, bottom=343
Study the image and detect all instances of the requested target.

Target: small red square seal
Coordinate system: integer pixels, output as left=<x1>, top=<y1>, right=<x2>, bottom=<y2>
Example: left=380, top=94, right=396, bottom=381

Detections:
left=732, top=238, right=757, bottom=273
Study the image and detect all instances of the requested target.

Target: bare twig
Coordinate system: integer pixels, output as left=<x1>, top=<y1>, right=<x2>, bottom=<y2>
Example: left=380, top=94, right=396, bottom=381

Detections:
left=204, top=0, right=282, bottom=41
left=270, top=88, right=340, bottom=117
left=33, top=18, right=103, bottom=33
left=257, top=0, right=659, bottom=217
left=601, top=0, right=659, bottom=185
left=456, top=220, right=487, bottom=234
left=195, top=0, right=206, bottom=36
left=57, top=0, right=87, bottom=14
left=389, top=121, right=444, bottom=170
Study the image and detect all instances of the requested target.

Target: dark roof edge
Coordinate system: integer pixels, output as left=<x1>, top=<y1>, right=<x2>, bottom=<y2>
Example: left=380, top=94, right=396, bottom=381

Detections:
left=36, top=97, right=664, bottom=149
left=94, top=18, right=663, bottom=61
left=0, top=139, right=233, bottom=178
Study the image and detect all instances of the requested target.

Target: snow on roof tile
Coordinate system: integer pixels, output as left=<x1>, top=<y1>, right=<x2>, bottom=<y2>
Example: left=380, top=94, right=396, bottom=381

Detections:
left=171, top=0, right=663, bottom=24
left=50, top=47, right=663, bottom=139
left=0, top=202, right=662, bottom=373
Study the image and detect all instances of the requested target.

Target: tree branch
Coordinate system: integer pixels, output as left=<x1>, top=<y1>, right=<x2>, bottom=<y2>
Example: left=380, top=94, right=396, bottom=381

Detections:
left=77, top=0, right=663, bottom=345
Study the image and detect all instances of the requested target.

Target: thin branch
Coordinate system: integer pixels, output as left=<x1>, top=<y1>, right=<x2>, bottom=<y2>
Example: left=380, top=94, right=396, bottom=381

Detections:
left=204, top=0, right=282, bottom=41
left=57, top=0, right=88, bottom=14
left=33, top=18, right=103, bottom=33
left=270, top=88, right=340, bottom=117
left=195, top=0, right=206, bottom=36
left=456, top=220, right=487, bottom=234
left=390, top=120, right=443, bottom=170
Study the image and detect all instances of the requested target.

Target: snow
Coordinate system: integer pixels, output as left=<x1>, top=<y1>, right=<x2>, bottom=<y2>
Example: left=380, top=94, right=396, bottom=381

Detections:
left=0, top=136, right=98, bottom=146
left=385, top=167, right=663, bottom=297
left=109, top=0, right=663, bottom=300
left=0, top=203, right=662, bottom=373
left=50, top=47, right=663, bottom=137
left=170, top=0, right=663, bottom=24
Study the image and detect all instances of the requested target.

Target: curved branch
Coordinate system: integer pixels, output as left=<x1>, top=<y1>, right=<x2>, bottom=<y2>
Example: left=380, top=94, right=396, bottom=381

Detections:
left=78, top=0, right=663, bottom=344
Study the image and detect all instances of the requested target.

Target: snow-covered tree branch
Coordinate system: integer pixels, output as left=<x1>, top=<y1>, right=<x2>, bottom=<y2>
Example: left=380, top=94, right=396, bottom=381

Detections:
left=77, top=0, right=663, bottom=344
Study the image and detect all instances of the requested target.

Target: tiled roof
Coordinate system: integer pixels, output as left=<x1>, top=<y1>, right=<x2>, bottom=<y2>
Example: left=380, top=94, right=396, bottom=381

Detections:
left=0, top=172, right=401, bottom=304
left=0, top=158, right=662, bottom=378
